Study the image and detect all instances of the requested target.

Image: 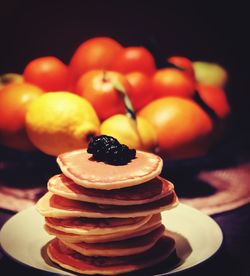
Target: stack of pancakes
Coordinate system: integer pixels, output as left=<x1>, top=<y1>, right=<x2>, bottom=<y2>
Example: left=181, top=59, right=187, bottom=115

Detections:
left=36, top=149, right=178, bottom=275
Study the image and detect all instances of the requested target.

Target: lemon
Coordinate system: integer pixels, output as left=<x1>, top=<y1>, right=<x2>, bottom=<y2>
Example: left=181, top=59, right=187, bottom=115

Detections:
left=100, top=114, right=157, bottom=151
left=25, top=92, right=100, bottom=156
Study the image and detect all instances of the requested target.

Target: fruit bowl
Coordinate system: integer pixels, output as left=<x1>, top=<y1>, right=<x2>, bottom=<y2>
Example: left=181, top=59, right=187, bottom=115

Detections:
left=0, top=34, right=232, bottom=161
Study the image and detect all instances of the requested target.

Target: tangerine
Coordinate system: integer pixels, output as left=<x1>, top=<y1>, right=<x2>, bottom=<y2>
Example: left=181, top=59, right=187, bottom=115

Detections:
left=76, top=70, right=132, bottom=121
left=138, top=97, right=214, bottom=159
left=0, top=83, right=44, bottom=151
left=111, top=46, right=156, bottom=75
left=126, top=72, right=154, bottom=111
left=23, top=56, right=70, bottom=91
left=152, top=68, right=195, bottom=99
left=69, top=37, right=123, bottom=86
left=167, top=56, right=195, bottom=79
left=196, top=84, right=230, bottom=119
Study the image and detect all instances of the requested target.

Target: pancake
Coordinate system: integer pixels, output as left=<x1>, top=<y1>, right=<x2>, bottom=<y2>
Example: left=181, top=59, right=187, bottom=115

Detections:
left=48, top=174, right=174, bottom=205
left=34, top=145, right=179, bottom=275
left=57, top=149, right=163, bottom=190
left=36, top=191, right=178, bottom=218
left=47, top=235, right=176, bottom=275
left=60, top=224, right=165, bottom=257
left=45, top=215, right=152, bottom=236
left=44, top=214, right=162, bottom=243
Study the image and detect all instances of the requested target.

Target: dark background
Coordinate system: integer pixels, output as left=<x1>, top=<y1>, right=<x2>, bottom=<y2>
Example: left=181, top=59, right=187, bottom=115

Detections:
left=0, top=4, right=250, bottom=275
left=1, top=0, right=250, bottom=160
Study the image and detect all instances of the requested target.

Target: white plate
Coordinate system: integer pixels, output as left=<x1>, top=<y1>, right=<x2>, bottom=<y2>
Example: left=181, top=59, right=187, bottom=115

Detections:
left=0, top=203, right=223, bottom=275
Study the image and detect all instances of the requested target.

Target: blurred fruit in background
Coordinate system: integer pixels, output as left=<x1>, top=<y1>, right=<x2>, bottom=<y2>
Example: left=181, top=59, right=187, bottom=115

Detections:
left=111, top=46, right=156, bottom=75
left=0, top=73, right=23, bottom=89
left=100, top=114, right=157, bottom=151
left=195, top=84, right=231, bottom=145
left=126, top=72, right=154, bottom=111
left=0, top=83, right=44, bottom=151
left=76, top=70, right=132, bottom=120
left=167, top=56, right=195, bottom=79
left=196, top=84, right=230, bottom=120
left=193, top=61, right=228, bottom=88
left=0, top=36, right=232, bottom=160
left=139, top=97, right=214, bottom=159
left=151, top=68, right=196, bottom=99
left=23, top=56, right=70, bottom=91
left=69, top=37, right=123, bottom=87
left=25, top=92, right=100, bottom=156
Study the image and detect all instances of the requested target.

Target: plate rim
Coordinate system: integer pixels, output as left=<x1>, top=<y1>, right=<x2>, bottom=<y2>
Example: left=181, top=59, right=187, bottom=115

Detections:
left=161, top=203, right=223, bottom=274
left=0, top=203, right=223, bottom=275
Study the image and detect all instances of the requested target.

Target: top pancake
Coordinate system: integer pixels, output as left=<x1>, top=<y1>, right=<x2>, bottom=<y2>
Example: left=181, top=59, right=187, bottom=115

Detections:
left=57, top=149, right=163, bottom=190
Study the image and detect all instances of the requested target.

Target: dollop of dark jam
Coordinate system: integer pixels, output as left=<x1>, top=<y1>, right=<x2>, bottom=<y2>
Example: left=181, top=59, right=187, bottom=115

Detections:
left=87, top=135, right=136, bottom=165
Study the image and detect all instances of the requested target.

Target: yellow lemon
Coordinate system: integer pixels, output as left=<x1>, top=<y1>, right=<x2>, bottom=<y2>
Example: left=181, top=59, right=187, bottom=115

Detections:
left=25, top=92, right=100, bottom=156
left=100, top=114, right=157, bottom=151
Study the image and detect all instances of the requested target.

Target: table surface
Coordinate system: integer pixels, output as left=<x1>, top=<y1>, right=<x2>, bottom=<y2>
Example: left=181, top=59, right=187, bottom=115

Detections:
left=1, top=202, right=250, bottom=276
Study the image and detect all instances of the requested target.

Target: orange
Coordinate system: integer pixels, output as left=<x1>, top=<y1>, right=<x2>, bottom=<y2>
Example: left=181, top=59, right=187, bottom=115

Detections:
left=69, top=37, right=123, bottom=86
left=23, top=56, right=70, bottom=91
left=151, top=68, right=195, bottom=99
left=111, top=46, right=156, bottom=75
left=76, top=70, right=132, bottom=121
left=167, top=56, right=195, bottom=79
left=0, top=83, right=44, bottom=151
left=196, top=84, right=231, bottom=145
left=138, top=97, right=214, bottom=159
left=126, top=72, right=154, bottom=111
left=196, top=84, right=230, bottom=119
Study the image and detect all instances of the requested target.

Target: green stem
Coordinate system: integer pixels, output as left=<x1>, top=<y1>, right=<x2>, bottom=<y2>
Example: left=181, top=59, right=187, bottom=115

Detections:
left=113, top=81, right=136, bottom=121
left=113, top=80, right=146, bottom=149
